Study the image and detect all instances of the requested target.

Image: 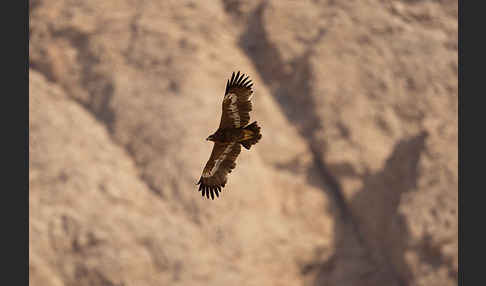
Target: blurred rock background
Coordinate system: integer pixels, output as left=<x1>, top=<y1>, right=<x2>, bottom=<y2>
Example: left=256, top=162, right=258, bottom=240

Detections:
left=29, top=0, right=458, bottom=285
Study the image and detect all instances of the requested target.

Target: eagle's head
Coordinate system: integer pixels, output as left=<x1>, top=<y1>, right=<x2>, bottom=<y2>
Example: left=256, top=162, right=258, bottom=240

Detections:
left=206, top=134, right=216, bottom=141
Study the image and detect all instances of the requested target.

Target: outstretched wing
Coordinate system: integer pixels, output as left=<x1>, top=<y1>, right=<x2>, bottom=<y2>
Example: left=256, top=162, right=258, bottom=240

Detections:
left=197, top=142, right=241, bottom=200
left=219, top=71, right=254, bottom=129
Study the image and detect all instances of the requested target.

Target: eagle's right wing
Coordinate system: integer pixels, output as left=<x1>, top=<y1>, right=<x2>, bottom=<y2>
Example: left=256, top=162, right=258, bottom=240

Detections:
left=219, top=71, right=254, bottom=129
left=197, top=142, right=241, bottom=199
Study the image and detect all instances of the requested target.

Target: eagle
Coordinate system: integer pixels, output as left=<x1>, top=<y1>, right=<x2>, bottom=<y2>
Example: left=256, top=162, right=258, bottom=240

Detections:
left=196, top=71, right=262, bottom=200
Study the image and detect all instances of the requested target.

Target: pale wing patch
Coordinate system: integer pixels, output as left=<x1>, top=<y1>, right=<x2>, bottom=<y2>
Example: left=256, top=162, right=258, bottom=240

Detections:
left=203, top=143, right=234, bottom=178
left=225, top=93, right=240, bottom=127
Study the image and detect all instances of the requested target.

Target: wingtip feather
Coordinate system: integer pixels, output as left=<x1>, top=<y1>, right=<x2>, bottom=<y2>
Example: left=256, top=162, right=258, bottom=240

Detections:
left=226, top=71, right=253, bottom=94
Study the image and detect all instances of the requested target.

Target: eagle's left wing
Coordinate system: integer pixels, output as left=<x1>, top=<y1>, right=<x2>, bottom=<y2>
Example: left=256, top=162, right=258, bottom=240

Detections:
left=219, top=71, right=254, bottom=129
left=197, top=142, right=241, bottom=199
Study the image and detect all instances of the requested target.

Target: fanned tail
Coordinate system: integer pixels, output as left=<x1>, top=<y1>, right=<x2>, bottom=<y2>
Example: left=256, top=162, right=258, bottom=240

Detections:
left=241, top=121, right=262, bottom=150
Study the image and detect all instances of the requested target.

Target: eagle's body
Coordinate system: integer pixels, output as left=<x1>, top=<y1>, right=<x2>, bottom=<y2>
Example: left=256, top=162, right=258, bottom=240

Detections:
left=210, top=127, right=255, bottom=143
left=197, top=71, right=262, bottom=199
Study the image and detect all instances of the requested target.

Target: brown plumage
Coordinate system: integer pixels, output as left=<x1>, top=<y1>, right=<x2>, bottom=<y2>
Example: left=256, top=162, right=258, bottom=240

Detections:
left=196, top=71, right=262, bottom=200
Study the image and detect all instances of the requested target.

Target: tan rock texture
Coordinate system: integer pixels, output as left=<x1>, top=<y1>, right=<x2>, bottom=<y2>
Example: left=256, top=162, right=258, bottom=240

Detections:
left=30, top=0, right=458, bottom=285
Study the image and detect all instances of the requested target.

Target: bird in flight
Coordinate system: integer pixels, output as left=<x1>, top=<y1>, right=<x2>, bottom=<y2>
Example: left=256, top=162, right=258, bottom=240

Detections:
left=196, top=71, right=262, bottom=200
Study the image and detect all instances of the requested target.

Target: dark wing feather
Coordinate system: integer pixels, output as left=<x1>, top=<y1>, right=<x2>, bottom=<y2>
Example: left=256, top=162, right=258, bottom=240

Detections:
left=197, top=142, right=241, bottom=199
left=219, top=71, right=254, bottom=129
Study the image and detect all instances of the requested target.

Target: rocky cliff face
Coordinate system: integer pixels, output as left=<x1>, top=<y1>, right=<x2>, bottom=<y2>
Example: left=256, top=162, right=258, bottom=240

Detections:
left=30, top=0, right=458, bottom=285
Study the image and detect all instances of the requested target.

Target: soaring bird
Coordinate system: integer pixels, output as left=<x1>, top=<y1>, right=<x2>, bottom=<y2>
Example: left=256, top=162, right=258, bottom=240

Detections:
left=196, top=71, right=262, bottom=199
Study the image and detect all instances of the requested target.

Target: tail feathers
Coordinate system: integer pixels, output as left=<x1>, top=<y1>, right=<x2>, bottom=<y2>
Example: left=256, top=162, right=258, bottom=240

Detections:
left=241, top=121, right=262, bottom=150
left=245, top=121, right=260, bottom=133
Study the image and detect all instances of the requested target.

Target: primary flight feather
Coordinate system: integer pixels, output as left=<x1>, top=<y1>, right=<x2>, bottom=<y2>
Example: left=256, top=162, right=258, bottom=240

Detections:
left=196, top=71, right=262, bottom=200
